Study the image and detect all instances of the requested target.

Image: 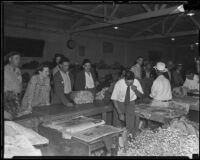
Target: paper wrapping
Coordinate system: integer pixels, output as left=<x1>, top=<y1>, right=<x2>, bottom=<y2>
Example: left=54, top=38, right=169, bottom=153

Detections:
left=5, top=121, right=49, bottom=146
left=4, top=135, right=42, bottom=158
left=43, top=116, right=105, bottom=139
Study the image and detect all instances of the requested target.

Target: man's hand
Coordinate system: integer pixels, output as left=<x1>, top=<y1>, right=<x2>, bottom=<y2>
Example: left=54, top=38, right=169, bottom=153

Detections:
left=96, top=81, right=100, bottom=86
left=131, top=85, right=137, bottom=91
left=119, top=113, right=125, bottom=121
left=66, top=102, right=74, bottom=107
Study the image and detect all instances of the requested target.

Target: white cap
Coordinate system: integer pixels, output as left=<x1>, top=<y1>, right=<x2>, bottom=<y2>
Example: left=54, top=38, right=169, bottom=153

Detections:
left=153, top=62, right=168, bottom=72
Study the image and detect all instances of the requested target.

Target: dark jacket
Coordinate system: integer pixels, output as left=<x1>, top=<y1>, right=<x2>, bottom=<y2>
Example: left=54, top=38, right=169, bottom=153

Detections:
left=74, top=69, right=97, bottom=91
left=51, top=71, right=74, bottom=106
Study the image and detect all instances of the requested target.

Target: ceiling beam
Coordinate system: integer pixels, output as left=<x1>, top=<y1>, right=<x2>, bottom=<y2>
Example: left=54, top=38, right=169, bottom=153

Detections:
left=104, top=4, right=107, bottom=21
left=167, top=15, right=181, bottom=33
left=69, top=5, right=102, bottom=30
left=52, top=4, right=111, bottom=19
left=129, top=30, right=198, bottom=41
left=142, top=4, right=152, bottom=12
left=189, top=16, right=200, bottom=29
left=160, top=4, right=167, bottom=9
left=130, top=20, right=163, bottom=38
left=110, top=4, right=119, bottom=19
left=154, top=4, right=159, bottom=11
left=70, top=5, right=184, bottom=33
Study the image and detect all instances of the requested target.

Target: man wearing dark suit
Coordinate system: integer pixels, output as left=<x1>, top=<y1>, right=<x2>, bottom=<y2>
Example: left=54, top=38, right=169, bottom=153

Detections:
left=51, top=57, right=74, bottom=107
left=74, top=59, right=98, bottom=92
left=164, top=60, right=175, bottom=87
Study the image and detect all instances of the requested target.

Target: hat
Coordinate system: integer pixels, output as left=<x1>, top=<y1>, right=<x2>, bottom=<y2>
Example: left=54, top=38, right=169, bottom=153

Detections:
left=4, top=51, right=21, bottom=62
left=153, top=62, right=168, bottom=72
left=5, top=51, right=21, bottom=59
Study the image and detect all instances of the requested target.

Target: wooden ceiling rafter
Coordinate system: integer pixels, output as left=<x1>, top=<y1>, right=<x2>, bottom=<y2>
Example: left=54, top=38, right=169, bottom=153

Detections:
left=69, top=5, right=102, bottom=30
left=70, top=5, right=183, bottom=33
left=130, top=30, right=198, bottom=41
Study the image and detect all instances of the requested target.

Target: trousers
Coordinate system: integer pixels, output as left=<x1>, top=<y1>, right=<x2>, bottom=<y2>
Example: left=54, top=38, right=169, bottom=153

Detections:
left=113, top=101, right=139, bottom=136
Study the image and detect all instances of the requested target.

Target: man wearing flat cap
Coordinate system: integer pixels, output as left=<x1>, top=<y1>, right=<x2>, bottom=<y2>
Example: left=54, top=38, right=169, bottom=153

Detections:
left=4, top=51, right=22, bottom=119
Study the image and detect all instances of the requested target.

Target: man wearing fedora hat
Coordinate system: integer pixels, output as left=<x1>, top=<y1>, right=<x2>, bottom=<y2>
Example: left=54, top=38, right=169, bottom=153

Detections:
left=4, top=51, right=22, bottom=119
left=150, top=62, right=172, bottom=107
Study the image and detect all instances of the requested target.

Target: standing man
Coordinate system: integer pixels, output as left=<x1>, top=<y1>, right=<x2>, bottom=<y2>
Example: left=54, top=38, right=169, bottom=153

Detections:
left=74, top=59, right=98, bottom=93
left=4, top=51, right=23, bottom=119
left=52, top=53, right=64, bottom=76
left=150, top=62, right=172, bottom=107
left=51, top=57, right=74, bottom=107
left=165, top=60, right=175, bottom=84
left=111, top=70, right=143, bottom=136
left=183, top=69, right=199, bottom=91
left=130, top=57, right=144, bottom=79
left=172, top=64, right=184, bottom=87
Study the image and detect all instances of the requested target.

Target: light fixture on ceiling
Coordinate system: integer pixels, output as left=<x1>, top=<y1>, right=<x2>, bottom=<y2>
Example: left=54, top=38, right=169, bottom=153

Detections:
left=195, top=42, right=199, bottom=46
left=113, top=26, right=119, bottom=30
left=187, top=12, right=195, bottom=16
left=171, top=37, right=175, bottom=41
left=177, top=5, right=185, bottom=12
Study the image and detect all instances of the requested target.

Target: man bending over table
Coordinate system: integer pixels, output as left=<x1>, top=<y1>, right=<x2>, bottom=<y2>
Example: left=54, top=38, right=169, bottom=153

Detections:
left=111, top=70, right=143, bottom=136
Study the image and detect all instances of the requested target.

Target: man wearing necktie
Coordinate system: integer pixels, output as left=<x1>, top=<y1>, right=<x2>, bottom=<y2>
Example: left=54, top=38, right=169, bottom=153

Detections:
left=111, top=70, right=144, bottom=136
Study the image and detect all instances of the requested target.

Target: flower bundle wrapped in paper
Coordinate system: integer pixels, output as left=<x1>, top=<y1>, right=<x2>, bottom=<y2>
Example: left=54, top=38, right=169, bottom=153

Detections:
left=71, top=91, right=94, bottom=104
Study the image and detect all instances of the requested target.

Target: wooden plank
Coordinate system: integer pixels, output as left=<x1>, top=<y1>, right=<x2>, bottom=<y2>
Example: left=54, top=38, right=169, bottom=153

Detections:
left=70, top=5, right=102, bottom=30
left=71, top=5, right=182, bottom=33
left=167, top=15, right=181, bottom=33
left=189, top=16, right=200, bottom=29
left=160, top=4, right=167, bottom=9
left=130, top=20, right=162, bottom=38
left=110, top=4, right=119, bottom=19
left=130, top=30, right=198, bottom=41
left=154, top=4, right=159, bottom=11
left=142, top=4, right=152, bottom=12
left=52, top=4, right=111, bottom=19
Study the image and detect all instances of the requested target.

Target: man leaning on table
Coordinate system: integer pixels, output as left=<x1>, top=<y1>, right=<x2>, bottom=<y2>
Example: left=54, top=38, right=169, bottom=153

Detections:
left=111, top=70, right=144, bottom=136
left=149, top=62, right=172, bottom=107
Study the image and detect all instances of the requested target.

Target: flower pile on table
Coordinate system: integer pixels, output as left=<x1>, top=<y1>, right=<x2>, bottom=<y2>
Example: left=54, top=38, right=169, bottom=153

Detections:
left=96, top=87, right=109, bottom=100
left=118, top=117, right=199, bottom=158
left=71, top=91, right=94, bottom=104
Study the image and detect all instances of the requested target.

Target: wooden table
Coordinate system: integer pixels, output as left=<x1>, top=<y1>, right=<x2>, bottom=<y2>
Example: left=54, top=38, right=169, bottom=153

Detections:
left=134, top=103, right=188, bottom=131
left=172, top=96, right=199, bottom=111
left=14, top=102, right=113, bottom=132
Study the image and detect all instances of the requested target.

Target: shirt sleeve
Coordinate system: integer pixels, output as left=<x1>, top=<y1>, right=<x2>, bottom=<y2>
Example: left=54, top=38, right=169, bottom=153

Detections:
left=134, top=79, right=144, bottom=94
left=26, top=76, right=37, bottom=106
left=183, top=79, right=188, bottom=88
left=150, top=80, right=157, bottom=98
left=45, top=77, right=51, bottom=104
left=111, top=82, right=120, bottom=101
left=130, top=66, right=136, bottom=75
left=194, top=74, right=199, bottom=83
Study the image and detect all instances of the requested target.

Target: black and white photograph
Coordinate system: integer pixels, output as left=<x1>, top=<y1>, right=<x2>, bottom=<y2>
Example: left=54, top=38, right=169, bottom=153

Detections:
left=1, top=0, right=200, bottom=158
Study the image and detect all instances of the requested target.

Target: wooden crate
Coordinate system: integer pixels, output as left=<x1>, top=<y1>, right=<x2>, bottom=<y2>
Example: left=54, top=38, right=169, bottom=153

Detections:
left=38, top=124, right=122, bottom=156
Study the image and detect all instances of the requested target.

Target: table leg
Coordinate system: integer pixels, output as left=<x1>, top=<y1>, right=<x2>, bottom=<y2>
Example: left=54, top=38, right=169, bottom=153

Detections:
left=102, top=112, right=107, bottom=123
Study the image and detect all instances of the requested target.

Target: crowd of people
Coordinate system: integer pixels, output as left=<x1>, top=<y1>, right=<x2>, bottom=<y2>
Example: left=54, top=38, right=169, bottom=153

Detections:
left=4, top=51, right=199, bottom=135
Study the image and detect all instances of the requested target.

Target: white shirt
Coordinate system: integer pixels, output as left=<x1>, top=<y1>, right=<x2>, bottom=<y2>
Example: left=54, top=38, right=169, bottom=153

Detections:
left=111, top=78, right=144, bottom=102
left=60, top=71, right=72, bottom=94
left=150, top=75, right=172, bottom=101
left=85, top=72, right=95, bottom=89
left=130, top=64, right=142, bottom=79
left=183, top=74, right=199, bottom=90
